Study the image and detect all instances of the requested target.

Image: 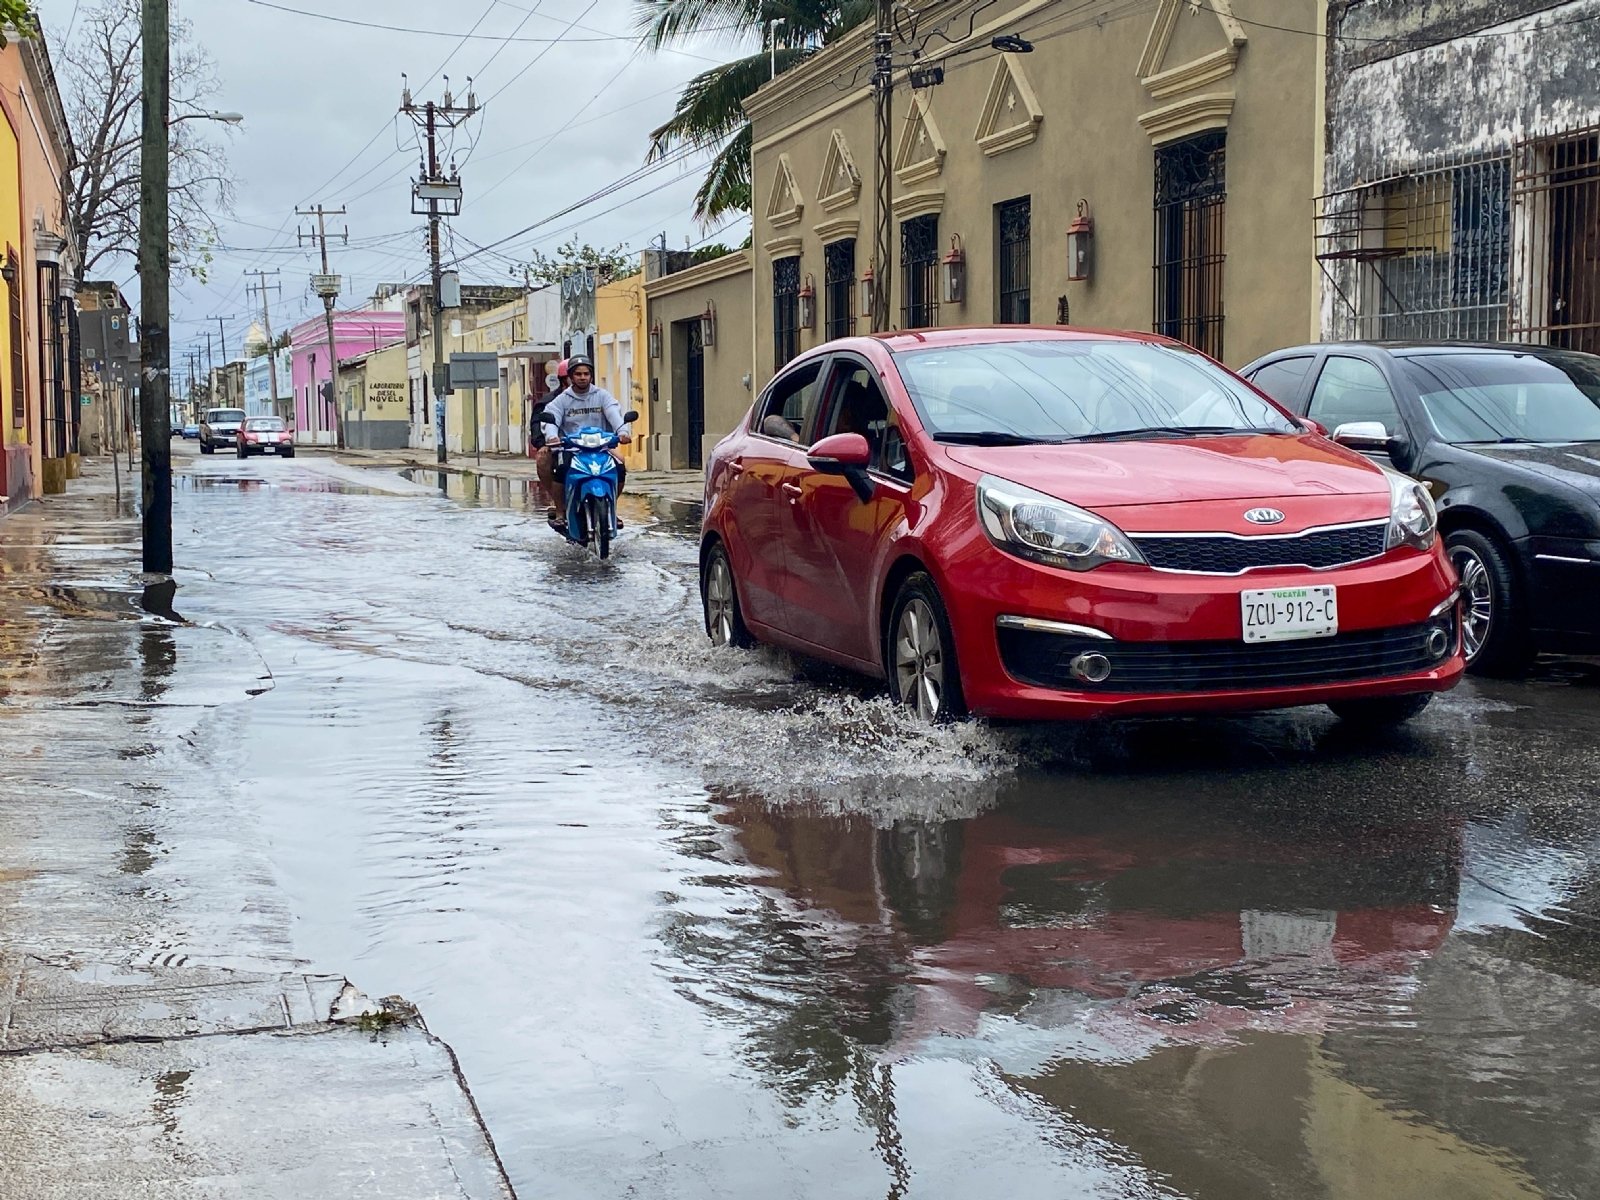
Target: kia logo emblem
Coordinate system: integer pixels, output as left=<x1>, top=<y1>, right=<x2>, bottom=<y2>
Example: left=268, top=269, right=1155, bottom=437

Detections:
left=1244, top=508, right=1286, bottom=525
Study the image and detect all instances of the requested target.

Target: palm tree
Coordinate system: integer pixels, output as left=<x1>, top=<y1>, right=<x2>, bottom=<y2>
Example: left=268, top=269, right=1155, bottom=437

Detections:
left=636, top=0, right=873, bottom=221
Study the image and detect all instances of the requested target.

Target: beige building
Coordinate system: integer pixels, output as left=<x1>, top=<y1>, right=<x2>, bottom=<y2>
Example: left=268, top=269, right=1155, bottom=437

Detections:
left=743, top=0, right=1324, bottom=390
left=642, top=250, right=754, bottom=470
left=337, top=339, right=410, bottom=450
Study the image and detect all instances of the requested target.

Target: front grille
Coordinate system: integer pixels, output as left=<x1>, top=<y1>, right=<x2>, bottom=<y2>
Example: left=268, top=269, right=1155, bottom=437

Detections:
left=1132, top=522, right=1387, bottom=574
left=998, top=621, right=1447, bottom=694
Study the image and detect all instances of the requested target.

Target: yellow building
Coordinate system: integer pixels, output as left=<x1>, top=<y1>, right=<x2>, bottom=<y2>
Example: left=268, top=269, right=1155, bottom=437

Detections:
left=336, top=339, right=410, bottom=450
left=595, top=271, right=649, bottom=470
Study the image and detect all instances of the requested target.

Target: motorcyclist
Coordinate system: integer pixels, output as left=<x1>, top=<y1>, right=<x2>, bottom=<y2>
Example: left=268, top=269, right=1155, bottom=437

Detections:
left=537, top=354, right=631, bottom=525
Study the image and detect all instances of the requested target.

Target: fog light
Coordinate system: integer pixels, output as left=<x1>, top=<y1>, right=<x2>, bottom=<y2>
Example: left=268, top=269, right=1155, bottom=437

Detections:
left=1070, top=652, right=1112, bottom=684
left=1425, top=625, right=1451, bottom=660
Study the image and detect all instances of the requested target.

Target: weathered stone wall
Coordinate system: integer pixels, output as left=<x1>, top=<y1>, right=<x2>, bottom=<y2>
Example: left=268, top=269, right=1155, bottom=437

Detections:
left=1326, top=0, right=1600, bottom=185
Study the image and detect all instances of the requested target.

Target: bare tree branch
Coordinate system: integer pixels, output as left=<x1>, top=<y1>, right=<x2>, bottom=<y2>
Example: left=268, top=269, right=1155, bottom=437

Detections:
left=57, top=0, right=235, bottom=277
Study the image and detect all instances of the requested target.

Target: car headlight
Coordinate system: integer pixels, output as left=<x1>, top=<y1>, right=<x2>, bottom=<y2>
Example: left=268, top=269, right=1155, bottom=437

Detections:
left=976, top=474, right=1144, bottom=571
left=1385, top=471, right=1438, bottom=550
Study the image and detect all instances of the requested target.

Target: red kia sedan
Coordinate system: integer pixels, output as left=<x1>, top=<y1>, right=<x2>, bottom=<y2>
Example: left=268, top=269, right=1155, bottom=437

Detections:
left=699, top=328, right=1463, bottom=725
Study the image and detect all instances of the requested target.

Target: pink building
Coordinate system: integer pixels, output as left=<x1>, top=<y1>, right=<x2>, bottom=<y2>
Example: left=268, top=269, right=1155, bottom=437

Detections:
left=288, top=310, right=407, bottom=445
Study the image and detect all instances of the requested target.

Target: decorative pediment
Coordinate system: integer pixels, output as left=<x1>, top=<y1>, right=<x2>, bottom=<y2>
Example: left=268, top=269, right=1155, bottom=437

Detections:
left=975, top=53, right=1044, bottom=157
left=816, top=130, right=861, bottom=213
left=765, top=154, right=803, bottom=229
left=894, top=93, right=946, bottom=188
left=1137, top=0, right=1246, bottom=100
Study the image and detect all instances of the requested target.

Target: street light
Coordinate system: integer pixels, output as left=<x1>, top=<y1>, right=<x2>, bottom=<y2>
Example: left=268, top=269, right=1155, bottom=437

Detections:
left=168, top=109, right=244, bottom=127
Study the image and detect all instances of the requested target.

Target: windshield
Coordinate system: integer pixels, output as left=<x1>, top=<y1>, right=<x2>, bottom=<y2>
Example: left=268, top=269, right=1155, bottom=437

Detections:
left=1400, top=352, right=1600, bottom=443
left=207, top=409, right=246, bottom=423
left=893, top=339, right=1299, bottom=442
left=245, top=417, right=285, bottom=431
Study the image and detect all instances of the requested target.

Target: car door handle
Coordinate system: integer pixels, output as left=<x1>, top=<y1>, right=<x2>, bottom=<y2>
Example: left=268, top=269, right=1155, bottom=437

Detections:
left=781, top=482, right=803, bottom=500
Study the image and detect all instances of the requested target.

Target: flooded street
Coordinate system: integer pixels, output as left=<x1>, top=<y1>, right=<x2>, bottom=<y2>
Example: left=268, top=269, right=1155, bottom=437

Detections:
left=7, top=446, right=1600, bottom=1199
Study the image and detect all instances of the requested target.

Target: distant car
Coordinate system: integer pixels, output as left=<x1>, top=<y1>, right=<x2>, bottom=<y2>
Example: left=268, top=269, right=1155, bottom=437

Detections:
left=182, top=423, right=200, bottom=439
left=1240, top=342, right=1600, bottom=674
left=198, top=407, right=246, bottom=454
left=700, top=327, right=1463, bottom=727
left=236, top=416, right=294, bottom=458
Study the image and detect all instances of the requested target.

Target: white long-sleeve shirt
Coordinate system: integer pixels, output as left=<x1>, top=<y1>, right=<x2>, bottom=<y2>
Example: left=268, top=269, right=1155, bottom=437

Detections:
left=540, top=384, right=629, bottom=439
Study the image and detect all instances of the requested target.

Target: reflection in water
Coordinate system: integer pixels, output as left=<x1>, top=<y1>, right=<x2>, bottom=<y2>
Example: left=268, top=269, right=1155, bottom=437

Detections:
left=652, top=777, right=1598, bottom=1198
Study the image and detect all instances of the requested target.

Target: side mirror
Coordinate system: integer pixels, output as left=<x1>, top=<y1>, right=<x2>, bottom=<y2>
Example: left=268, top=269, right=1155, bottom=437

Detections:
left=807, top=432, right=875, bottom=503
left=806, top=432, right=872, bottom=473
left=622, top=410, right=640, bottom=423
left=1332, top=421, right=1394, bottom=454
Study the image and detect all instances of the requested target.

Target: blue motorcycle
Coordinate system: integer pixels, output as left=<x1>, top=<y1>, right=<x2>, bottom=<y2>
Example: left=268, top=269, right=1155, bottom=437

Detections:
left=547, top=412, right=637, bottom=560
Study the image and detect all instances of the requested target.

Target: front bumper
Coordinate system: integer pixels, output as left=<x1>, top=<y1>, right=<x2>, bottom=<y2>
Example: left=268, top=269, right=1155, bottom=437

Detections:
left=941, top=541, right=1463, bottom=720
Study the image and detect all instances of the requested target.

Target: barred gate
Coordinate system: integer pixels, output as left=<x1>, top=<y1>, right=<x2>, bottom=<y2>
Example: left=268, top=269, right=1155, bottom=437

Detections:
left=1510, top=124, right=1600, bottom=351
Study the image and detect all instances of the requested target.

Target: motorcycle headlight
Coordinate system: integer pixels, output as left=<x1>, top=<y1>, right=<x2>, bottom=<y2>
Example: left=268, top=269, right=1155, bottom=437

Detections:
left=578, top=432, right=606, bottom=449
left=976, top=474, right=1144, bottom=571
left=1385, top=471, right=1438, bottom=551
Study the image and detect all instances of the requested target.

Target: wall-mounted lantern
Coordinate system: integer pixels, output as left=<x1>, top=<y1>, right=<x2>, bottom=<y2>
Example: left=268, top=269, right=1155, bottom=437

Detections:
left=798, top=274, right=816, bottom=330
left=0, top=259, right=15, bottom=287
left=1067, top=199, right=1095, bottom=282
left=648, top=318, right=663, bottom=359
left=941, top=235, right=966, bottom=305
left=859, top=263, right=875, bottom=321
left=700, top=301, right=717, bottom=348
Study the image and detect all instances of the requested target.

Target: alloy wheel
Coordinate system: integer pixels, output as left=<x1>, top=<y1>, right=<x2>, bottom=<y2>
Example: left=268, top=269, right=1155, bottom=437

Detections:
left=705, top=556, right=736, bottom=646
left=894, top=598, right=945, bottom=722
left=1450, top=544, right=1493, bottom=662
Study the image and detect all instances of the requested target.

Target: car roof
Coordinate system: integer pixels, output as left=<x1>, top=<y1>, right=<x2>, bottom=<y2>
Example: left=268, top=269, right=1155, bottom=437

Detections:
left=798, top=326, right=1182, bottom=361
left=1252, top=340, right=1595, bottom=362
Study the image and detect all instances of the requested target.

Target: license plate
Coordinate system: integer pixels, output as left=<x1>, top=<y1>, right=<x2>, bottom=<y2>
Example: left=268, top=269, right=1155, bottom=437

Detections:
left=1240, top=586, right=1338, bottom=643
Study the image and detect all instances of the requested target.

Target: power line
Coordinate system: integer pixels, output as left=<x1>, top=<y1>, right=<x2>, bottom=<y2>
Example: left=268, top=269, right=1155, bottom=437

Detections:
left=244, top=0, right=738, bottom=43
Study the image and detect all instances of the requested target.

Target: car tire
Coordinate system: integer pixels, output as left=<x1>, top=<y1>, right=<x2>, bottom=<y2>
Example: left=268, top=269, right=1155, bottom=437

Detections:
left=282, top=448, right=295, bottom=458
left=887, top=572, right=967, bottom=723
left=1446, top=528, right=1534, bottom=677
left=1328, top=693, right=1433, bottom=727
left=701, top=542, right=754, bottom=649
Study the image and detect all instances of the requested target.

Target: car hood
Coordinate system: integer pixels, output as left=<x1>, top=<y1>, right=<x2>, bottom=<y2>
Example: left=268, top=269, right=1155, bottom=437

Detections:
left=943, top=434, right=1388, bottom=508
left=1463, top=441, right=1600, bottom=494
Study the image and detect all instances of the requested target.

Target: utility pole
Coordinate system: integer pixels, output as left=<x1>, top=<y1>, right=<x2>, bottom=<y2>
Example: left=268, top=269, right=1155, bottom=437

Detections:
left=870, top=0, right=894, bottom=332
left=298, top=204, right=349, bottom=449
left=401, top=75, right=478, bottom=464
left=244, top=270, right=282, bottom=420
left=207, top=313, right=235, bottom=365
left=138, top=0, right=172, bottom=574
left=205, top=330, right=214, bottom=383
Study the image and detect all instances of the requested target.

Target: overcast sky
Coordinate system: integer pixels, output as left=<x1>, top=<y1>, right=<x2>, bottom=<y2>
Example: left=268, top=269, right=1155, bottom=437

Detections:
left=37, top=0, right=754, bottom=367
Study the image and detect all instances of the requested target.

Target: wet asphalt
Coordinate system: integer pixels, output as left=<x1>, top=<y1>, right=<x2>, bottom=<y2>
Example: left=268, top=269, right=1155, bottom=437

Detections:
left=4, top=441, right=1599, bottom=1199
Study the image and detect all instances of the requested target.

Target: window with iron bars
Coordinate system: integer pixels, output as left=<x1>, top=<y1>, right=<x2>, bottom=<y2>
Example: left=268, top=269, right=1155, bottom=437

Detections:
left=1153, top=130, right=1226, bottom=360
left=773, top=256, right=801, bottom=369
left=996, top=197, right=1031, bottom=324
left=1513, top=126, right=1600, bottom=352
left=824, top=239, right=855, bottom=339
left=1375, top=158, right=1509, bottom=342
left=901, top=214, right=939, bottom=329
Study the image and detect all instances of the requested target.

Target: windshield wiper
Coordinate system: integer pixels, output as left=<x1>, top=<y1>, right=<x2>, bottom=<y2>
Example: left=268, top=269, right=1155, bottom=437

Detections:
left=1068, top=425, right=1283, bottom=443
left=1459, top=436, right=1548, bottom=445
left=932, top=431, right=1041, bottom=446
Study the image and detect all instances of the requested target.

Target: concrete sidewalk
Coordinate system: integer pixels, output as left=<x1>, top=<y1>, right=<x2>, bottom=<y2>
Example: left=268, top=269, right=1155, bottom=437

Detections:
left=0, top=458, right=516, bottom=1198
left=304, top=443, right=707, bottom=506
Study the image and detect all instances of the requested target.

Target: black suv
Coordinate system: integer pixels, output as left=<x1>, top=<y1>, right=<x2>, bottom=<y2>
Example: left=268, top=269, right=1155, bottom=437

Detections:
left=1240, top=342, right=1600, bottom=674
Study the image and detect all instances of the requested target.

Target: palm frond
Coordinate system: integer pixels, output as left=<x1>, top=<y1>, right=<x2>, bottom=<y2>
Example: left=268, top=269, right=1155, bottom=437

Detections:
left=694, top=125, right=754, bottom=222
left=647, top=52, right=776, bottom=157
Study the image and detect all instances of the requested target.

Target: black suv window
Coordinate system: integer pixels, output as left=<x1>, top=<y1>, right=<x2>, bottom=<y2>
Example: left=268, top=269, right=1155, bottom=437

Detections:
left=1307, top=356, right=1403, bottom=435
left=1247, top=356, right=1315, bottom=408
left=753, top=361, right=823, bottom=444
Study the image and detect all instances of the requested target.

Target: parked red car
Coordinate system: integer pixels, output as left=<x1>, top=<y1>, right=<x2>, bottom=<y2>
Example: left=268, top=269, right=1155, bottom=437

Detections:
left=236, top=416, right=295, bottom=458
left=699, top=328, right=1463, bottom=724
